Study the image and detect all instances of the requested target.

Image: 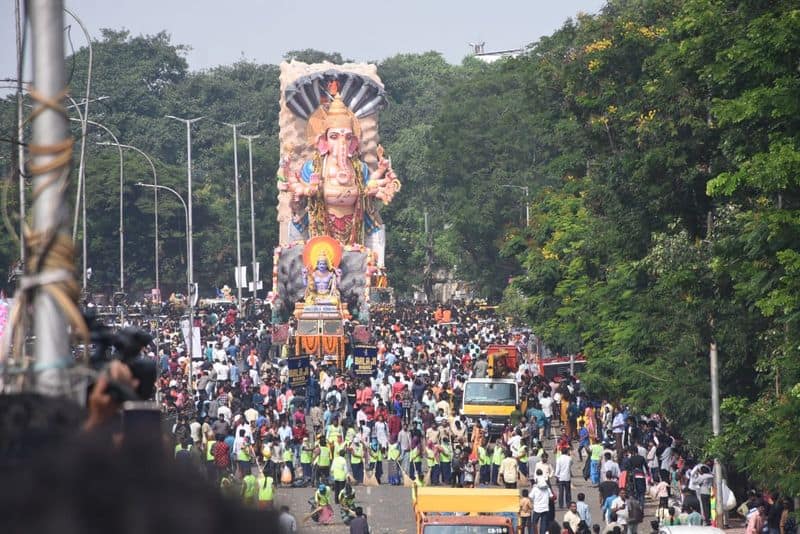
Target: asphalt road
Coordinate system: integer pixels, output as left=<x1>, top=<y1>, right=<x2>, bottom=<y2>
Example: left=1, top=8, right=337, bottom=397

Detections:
left=269, top=443, right=656, bottom=534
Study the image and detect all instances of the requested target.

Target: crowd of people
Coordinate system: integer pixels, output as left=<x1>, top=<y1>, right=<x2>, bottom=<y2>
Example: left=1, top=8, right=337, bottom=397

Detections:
left=149, top=302, right=795, bottom=534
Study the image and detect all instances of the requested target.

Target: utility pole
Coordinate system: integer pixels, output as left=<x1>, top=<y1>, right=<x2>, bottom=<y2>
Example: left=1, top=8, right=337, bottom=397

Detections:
left=29, top=0, right=72, bottom=395
left=423, top=208, right=433, bottom=303
left=241, top=134, right=261, bottom=300
left=501, top=184, right=529, bottom=227
left=165, top=115, right=203, bottom=364
left=100, top=142, right=159, bottom=293
left=14, top=0, right=25, bottom=264
left=222, top=121, right=246, bottom=314
left=706, top=210, right=725, bottom=527
left=64, top=7, right=92, bottom=251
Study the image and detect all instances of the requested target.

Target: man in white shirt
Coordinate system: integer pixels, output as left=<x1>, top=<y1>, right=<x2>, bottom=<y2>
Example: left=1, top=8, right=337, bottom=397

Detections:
left=499, top=449, right=519, bottom=488
left=555, top=450, right=573, bottom=508
left=535, top=452, right=554, bottom=483
left=539, top=392, right=554, bottom=439
left=610, top=488, right=629, bottom=528
left=564, top=501, right=582, bottom=533
left=214, top=360, right=229, bottom=383
left=602, top=452, right=620, bottom=480
left=532, top=473, right=553, bottom=534
left=612, top=410, right=626, bottom=454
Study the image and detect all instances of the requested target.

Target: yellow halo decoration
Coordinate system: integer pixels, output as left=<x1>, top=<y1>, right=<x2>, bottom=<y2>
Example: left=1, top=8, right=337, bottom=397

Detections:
left=303, top=236, right=343, bottom=270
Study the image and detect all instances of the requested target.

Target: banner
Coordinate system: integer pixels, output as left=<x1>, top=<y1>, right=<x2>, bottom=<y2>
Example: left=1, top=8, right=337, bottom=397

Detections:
left=0, top=297, right=8, bottom=344
left=287, top=355, right=310, bottom=387
left=180, top=319, right=202, bottom=360
left=353, top=345, right=377, bottom=377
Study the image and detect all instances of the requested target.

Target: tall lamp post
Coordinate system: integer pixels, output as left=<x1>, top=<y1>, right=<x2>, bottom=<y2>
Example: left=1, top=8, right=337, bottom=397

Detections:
left=240, top=134, right=260, bottom=299
left=63, top=7, right=93, bottom=255
left=165, top=115, right=203, bottom=363
left=135, top=182, right=193, bottom=396
left=64, top=94, right=109, bottom=243
left=500, top=184, right=530, bottom=227
left=222, top=121, right=246, bottom=313
left=99, top=142, right=159, bottom=294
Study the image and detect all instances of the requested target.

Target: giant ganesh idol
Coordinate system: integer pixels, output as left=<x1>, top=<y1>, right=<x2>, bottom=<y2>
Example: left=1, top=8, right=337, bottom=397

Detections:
left=271, top=63, right=400, bottom=323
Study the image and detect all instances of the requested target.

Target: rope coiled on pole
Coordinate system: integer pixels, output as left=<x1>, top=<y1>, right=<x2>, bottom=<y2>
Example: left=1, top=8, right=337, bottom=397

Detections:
left=1, top=86, right=88, bottom=391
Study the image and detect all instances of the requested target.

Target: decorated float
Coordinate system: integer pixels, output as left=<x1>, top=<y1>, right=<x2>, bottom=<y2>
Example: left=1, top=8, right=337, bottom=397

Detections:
left=269, top=61, right=400, bottom=370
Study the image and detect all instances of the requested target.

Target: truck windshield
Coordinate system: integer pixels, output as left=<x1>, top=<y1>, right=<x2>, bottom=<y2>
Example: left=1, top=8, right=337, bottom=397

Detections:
left=463, top=382, right=517, bottom=406
left=424, top=526, right=510, bottom=534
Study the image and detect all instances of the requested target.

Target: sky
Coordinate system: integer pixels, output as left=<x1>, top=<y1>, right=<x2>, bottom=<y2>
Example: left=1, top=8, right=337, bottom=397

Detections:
left=1, top=0, right=606, bottom=82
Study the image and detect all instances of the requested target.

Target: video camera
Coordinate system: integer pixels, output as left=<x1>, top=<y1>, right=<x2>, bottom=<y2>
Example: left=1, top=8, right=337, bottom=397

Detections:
left=84, top=309, right=157, bottom=403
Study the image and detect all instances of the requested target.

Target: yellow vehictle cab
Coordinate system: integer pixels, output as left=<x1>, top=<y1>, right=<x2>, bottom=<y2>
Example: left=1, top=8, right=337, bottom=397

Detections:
left=461, top=378, right=519, bottom=436
left=412, top=486, right=519, bottom=534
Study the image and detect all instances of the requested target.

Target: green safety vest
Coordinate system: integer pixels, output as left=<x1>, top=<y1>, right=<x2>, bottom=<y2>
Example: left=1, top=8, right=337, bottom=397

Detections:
left=350, top=443, right=364, bottom=464
left=345, top=427, right=356, bottom=444
left=242, top=474, right=257, bottom=500
left=175, top=443, right=191, bottom=457
left=369, top=448, right=383, bottom=463
left=206, top=440, right=216, bottom=461
left=326, top=425, right=342, bottom=443
left=238, top=445, right=251, bottom=462
left=479, top=446, right=491, bottom=466
left=492, top=446, right=504, bottom=466
left=301, top=446, right=313, bottom=464
left=440, top=444, right=452, bottom=463
left=426, top=447, right=438, bottom=468
left=410, top=448, right=421, bottom=463
left=387, top=444, right=401, bottom=461
left=590, top=443, right=603, bottom=461
left=334, top=441, right=346, bottom=457
left=316, top=488, right=331, bottom=506
left=258, top=476, right=274, bottom=502
left=339, top=490, right=355, bottom=508
left=318, top=446, right=332, bottom=467
left=282, top=448, right=293, bottom=463
left=331, top=456, right=348, bottom=481
left=518, top=445, right=529, bottom=463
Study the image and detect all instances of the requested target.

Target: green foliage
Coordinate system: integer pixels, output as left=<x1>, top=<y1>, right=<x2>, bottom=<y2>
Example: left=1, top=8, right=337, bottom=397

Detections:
left=283, top=49, right=349, bottom=64
left=491, top=0, right=799, bottom=491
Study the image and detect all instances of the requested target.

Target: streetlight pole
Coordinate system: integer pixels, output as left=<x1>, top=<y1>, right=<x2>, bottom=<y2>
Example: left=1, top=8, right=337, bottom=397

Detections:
left=14, top=0, right=25, bottom=264
left=135, top=182, right=193, bottom=397
left=64, top=94, right=109, bottom=243
left=99, top=142, right=159, bottom=294
left=222, top=121, right=246, bottom=313
left=78, top=119, right=123, bottom=293
left=241, top=134, right=260, bottom=299
left=165, top=115, right=203, bottom=364
left=500, top=184, right=530, bottom=227
left=63, top=7, right=93, bottom=256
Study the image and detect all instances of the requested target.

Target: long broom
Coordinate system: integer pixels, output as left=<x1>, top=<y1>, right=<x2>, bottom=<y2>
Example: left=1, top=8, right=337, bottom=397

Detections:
left=302, top=506, right=324, bottom=524
left=398, top=463, right=415, bottom=487
left=364, top=467, right=380, bottom=487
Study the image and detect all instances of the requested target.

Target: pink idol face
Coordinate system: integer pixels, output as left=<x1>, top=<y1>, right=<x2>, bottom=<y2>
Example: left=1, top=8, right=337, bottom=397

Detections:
left=318, top=127, right=359, bottom=157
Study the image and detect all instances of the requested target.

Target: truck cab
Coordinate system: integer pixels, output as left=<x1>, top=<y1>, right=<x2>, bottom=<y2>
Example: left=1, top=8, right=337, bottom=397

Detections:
left=413, top=486, right=518, bottom=534
left=461, top=378, right=519, bottom=436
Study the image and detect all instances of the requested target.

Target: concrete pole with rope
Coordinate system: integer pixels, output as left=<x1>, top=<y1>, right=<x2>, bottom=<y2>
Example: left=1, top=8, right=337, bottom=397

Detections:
left=28, top=0, right=82, bottom=396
